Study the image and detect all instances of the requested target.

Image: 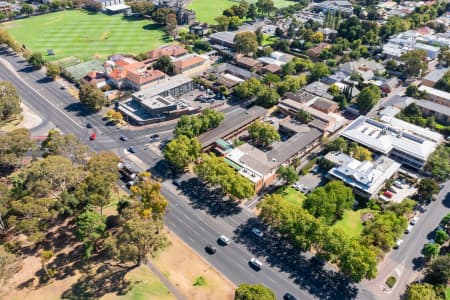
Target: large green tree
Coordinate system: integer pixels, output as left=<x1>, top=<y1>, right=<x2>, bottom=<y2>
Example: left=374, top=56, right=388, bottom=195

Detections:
left=75, top=210, right=107, bottom=258
left=417, top=178, right=440, bottom=204
left=404, top=283, right=440, bottom=300
left=164, top=135, right=201, bottom=171
left=234, top=31, right=258, bottom=55
left=46, top=63, right=60, bottom=80
left=303, top=181, right=354, bottom=225
left=174, top=109, right=224, bottom=138
left=400, top=49, right=428, bottom=78
left=41, top=130, right=90, bottom=165
left=425, top=255, right=450, bottom=285
left=0, top=128, right=34, bottom=168
left=421, top=243, right=439, bottom=260
left=195, top=153, right=254, bottom=200
left=361, top=211, right=407, bottom=251
left=105, top=205, right=168, bottom=266
left=0, top=81, right=21, bottom=121
left=235, top=283, right=276, bottom=300
left=309, top=62, right=330, bottom=82
left=425, top=144, right=450, bottom=182
left=356, top=85, right=381, bottom=114
left=79, top=83, right=106, bottom=112
left=255, top=0, right=274, bottom=15
left=276, top=166, right=299, bottom=185
left=130, top=172, right=168, bottom=220
left=234, top=78, right=264, bottom=100
left=247, top=120, right=280, bottom=147
left=153, top=55, right=174, bottom=75
left=256, top=87, right=279, bottom=108
left=27, top=52, right=45, bottom=69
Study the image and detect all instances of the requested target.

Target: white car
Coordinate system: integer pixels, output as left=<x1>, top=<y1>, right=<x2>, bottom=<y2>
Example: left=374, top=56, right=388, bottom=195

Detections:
left=405, top=225, right=413, bottom=234
left=395, top=239, right=404, bottom=249
left=250, top=257, right=263, bottom=269
left=410, top=216, right=419, bottom=225
left=219, top=235, right=231, bottom=245
left=252, top=228, right=264, bottom=238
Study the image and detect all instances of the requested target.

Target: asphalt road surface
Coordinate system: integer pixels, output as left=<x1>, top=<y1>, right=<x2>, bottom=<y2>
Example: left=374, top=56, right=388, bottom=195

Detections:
left=1, top=47, right=448, bottom=300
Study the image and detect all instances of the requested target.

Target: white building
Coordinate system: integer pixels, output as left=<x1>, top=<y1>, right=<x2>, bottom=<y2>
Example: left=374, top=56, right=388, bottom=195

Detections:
left=326, top=152, right=401, bottom=199
left=340, top=116, right=443, bottom=170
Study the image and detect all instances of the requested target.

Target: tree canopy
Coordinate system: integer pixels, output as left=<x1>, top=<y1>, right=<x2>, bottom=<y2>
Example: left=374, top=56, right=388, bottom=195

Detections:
left=164, top=135, right=201, bottom=171
left=234, top=78, right=264, bottom=100
left=404, top=283, right=440, bottom=300
left=356, top=85, right=381, bottom=115
left=195, top=153, right=254, bottom=200
left=425, top=144, right=450, bottom=182
left=234, top=31, right=258, bottom=55
left=303, top=181, right=354, bottom=225
left=247, top=120, right=280, bottom=147
left=417, top=178, right=440, bottom=204
left=0, top=81, right=21, bottom=121
left=174, top=109, right=224, bottom=138
left=235, top=283, right=276, bottom=300
left=276, top=166, right=299, bottom=185
left=400, top=50, right=428, bottom=78
left=79, top=83, right=106, bottom=112
left=75, top=210, right=107, bottom=258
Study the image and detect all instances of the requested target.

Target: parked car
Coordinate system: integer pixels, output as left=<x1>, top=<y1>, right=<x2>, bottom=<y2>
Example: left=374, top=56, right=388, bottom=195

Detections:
left=394, top=239, right=404, bottom=249
left=405, top=225, right=413, bottom=234
left=252, top=228, right=264, bottom=238
left=119, top=135, right=128, bottom=141
left=127, top=146, right=136, bottom=153
left=249, top=257, right=263, bottom=270
left=205, top=244, right=217, bottom=254
left=218, top=235, right=231, bottom=245
left=283, top=293, right=298, bottom=300
left=410, top=216, right=419, bottom=225
left=89, top=132, right=96, bottom=140
left=86, top=122, right=93, bottom=128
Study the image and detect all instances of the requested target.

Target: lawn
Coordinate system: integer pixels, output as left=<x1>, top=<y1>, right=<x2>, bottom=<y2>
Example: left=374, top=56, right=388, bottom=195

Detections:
left=446, top=286, right=450, bottom=300
left=333, top=209, right=376, bottom=238
left=188, top=0, right=235, bottom=24
left=188, top=0, right=296, bottom=24
left=2, top=10, right=169, bottom=61
left=101, top=266, right=174, bottom=300
left=278, top=186, right=306, bottom=206
left=262, top=34, right=279, bottom=46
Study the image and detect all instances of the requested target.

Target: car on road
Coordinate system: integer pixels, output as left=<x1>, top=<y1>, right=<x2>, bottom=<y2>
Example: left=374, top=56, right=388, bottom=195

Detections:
left=411, top=216, right=419, bottom=225
left=86, top=123, right=93, bottom=128
left=283, top=292, right=298, bottom=300
left=150, top=134, right=160, bottom=142
left=205, top=244, right=217, bottom=254
left=394, top=239, right=404, bottom=249
left=405, top=225, right=413, bottom=234
left=218, top=235, right=231, bottom=245
left=89, top=132, right=96, bottom=140
left=127, top=146, right=136, bottom=153
left=60, top=84, right=66, bottom=89
left=252, top=228, right=264, bottom=238
left=249, top=257, right=263, bottom=270
left=119, top=135, right=128, bottom=141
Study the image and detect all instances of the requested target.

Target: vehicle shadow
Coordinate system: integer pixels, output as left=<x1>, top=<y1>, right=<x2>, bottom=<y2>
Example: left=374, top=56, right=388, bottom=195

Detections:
left=234, top=218, right=359, bottom=300
left=176, top=177, right=242, bottom=217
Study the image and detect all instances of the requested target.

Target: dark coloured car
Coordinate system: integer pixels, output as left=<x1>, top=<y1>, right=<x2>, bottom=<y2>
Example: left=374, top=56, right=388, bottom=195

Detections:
left=119, top=135, right=128, bottom=141
left=150, top=134, right=160, bottom=142
left=127, top=146, right=136, bottom=153
left=205, top=244, right=217, bottom=254
left=283, top=293, right=297, bottom=300
left=86, top=123, right=93, bottom=128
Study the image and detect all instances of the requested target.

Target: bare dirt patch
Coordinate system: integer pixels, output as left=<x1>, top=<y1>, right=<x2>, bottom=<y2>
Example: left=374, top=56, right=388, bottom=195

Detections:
left=151, top=231, right=236, bottom=300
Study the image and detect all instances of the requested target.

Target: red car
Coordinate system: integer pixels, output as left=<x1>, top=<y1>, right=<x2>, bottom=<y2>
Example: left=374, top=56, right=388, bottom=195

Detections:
left=384, top=191, right=393, bottom=198
left=90, top=132, right=97, bottom=140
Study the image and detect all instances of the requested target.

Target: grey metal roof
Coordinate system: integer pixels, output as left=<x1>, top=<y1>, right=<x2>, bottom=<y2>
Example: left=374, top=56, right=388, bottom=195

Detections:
left=422, top=67, right=449, bottom=83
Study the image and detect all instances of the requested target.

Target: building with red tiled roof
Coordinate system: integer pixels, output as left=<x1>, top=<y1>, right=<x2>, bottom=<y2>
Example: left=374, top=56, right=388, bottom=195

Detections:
left=80, top=71, right=107, bottom=89
left=147, top=44, right=188, bottom=62
left=105, top=58, right=167, bottom=90
left=172, top=54, right=210, bottom=76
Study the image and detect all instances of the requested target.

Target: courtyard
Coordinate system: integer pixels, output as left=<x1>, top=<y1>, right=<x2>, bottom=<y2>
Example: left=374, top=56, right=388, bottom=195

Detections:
left=2, top=10, right=169, bottom=61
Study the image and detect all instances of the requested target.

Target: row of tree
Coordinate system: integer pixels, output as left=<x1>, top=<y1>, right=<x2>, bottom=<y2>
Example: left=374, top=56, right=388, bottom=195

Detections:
left=258, top=194, right=377, bottom=282
left=174, top=109, right=224, bottom=138
left=194, top=153, right=255, bottom=200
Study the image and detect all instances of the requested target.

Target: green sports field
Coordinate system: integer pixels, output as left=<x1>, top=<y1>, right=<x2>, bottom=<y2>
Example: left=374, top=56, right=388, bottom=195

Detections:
left=2, top=10, right=169, bottom=61
left=188, top=0, right=296, bottom=24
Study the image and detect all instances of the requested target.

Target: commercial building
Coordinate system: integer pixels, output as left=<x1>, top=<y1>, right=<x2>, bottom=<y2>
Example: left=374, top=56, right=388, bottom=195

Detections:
left=312, top=0, right=353, bottom=16
left=224, top=123, right=322, bottom=192
left=172, top=54, right=210, bottom=76
left=95, top=0, right=130, bottom=13
left=118, top=74, right=196, bottom=124
left=147, top=45, right=188, bottom=62
left=326, top=152, right=401, bottom=199
left=341, top=116, right=443, bottom=169
left=209, top=31, right=237, bottom=48
left=383, top=31, right=441, bottom=59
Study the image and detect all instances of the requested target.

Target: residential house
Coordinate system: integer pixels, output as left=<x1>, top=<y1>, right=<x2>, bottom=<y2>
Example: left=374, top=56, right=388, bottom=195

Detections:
left=234, top=56, right=263, bottom=71
left=418, top=85, right=450, bottom=107
left=422, top=68, right=449, bottom=87
left=80, top=71, right=107, bottom=89
left=306, top=43, right=331, bottom=60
